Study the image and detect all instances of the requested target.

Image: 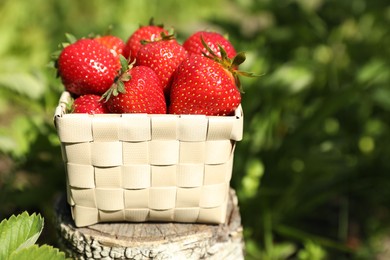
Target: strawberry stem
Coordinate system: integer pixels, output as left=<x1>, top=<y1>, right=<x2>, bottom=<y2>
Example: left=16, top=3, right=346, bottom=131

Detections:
left=101, top=55, right=133, bottom=102
left=147, top=17, right=164, bottom=28
left=50, top=33, right=79, bottom=75
left=140, top=31, right=176, bottom=45
left=200, top=36, right=261, bottom=92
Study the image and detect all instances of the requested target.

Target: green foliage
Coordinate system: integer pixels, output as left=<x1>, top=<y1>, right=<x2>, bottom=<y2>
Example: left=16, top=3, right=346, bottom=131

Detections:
left=297, top=241, right=327, bottom=260
left=225, top=0, right=390, bottom=258
left=0, top=212, right=66, bottom=260
left=9, top=245, right=66, bottom=260
left=0, top=212, right=43, bottom=259
left=0, top=0, right=389, bottom=259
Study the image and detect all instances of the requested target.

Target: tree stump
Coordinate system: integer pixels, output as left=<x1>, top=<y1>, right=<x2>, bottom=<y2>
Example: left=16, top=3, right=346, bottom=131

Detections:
left=54, top=188, right=245, bottom=259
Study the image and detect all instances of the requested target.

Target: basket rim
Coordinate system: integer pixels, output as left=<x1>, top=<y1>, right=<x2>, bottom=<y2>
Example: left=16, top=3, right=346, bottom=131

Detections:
left=54, top=91, right=243, bottom=121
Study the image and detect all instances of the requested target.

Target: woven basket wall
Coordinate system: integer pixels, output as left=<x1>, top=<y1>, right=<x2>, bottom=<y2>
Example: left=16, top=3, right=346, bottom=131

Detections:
left=54, top=91, right=243, bottom=227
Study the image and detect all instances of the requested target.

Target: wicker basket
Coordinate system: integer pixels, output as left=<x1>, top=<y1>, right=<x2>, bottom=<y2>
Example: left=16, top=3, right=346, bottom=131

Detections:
left=54, top=91, right=243, bottom=227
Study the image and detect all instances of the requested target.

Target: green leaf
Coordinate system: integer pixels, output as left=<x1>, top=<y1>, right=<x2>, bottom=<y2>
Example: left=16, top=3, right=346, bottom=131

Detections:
left=113, top=88, right=119, bottom=97
left=357, top=59, right=389, bottom=85
left=9, top=245, right=67, bottom=260
left=200, top=35, right=218, bottom=58
left=268, top=64, right=314, bottom=93
left=117, top=81, right=126, bottom=94
left=119, top=55, right=129, bottom=74
left=232, top=52, right=247, bottom=67
left=0, top=212, right=44, bottom=259
left=5, top=116, right=39, bottom=158
left=271, top=243, right=297, bottom=260
left=241, top=159, right=264, bottom=198
left=297, top=241, right=327, bottom=260
left=0, top=73, right=45, bottom=100
left=218, top=44, right=229, bottom=61
left=65, top=33, right=77, bottom=44
left=0, top=134, right=18, bottom=155
left=372, top=88, right=390, bottom=111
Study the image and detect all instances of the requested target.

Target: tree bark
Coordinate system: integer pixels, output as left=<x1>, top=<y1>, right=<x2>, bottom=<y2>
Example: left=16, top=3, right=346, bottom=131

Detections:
left=55, top=188, right=245, bottom=259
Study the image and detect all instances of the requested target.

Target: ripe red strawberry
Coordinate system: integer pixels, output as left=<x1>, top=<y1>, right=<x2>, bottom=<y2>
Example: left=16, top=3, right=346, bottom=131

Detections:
left=73, top=94, right=109, bottom=114
left=57, top=38, right=121, bottom=96
left=123, top=23, right=168, bottom=62
left=183, top=31, right=236, bottom=59
left=103, top=65, right=166, bottom=114
left=169, top=53, right=241, bottom=116
left=94, top=35, right=125, bottom=58
left=136, top=35, right=188, bottom=95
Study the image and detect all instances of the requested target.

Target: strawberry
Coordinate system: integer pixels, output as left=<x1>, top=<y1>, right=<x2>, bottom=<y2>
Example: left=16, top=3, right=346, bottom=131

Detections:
left=57, top=38, right=121, bottom=96
left=94, top=35, right=125, bottom=58
left=168, top=38, right=258, bottom=116
left=183, top=31, right=237, bottom=59
left=169, top=53, right=241, bottom=116
left=102, top=65, right=166, bottom=114
left=123, top=21, right=168, bottom=62
left=73, top=94, right=109, bottom=114
left=136, top=34, right=188, bottom=95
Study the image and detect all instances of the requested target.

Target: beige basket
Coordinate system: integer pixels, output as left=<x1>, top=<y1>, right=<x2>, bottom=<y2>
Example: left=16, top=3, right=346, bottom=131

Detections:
left=54, top=91, right=243, bottom=227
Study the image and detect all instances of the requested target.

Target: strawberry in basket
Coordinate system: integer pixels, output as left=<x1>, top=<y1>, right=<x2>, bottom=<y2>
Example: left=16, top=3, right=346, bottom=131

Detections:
left=136, top=32, right=188, bottom=96
left=95, top=35, right=126, bottom=58
left=169, top=36, right=256, bottom=116
left=123, top=19, right=168, bottom=62
left=101, top=58, right=167, bottom=114
left=72, top=94, right=109, bottom=114
left=56, top=37, right=122, bottom=96
left=183, top=31, right=237, bottom=59
left=53, top=25, right=257, bottom=116
left=53, top=26, right=249, bottom=227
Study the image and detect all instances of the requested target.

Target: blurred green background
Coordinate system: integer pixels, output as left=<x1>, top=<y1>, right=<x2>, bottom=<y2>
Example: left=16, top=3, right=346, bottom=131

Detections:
left=0, top=0, right=389, bottom=259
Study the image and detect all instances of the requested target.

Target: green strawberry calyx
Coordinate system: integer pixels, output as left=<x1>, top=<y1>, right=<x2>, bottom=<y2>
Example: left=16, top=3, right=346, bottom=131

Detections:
left=140, top=30, right=176, bottom=45
left=48, top=33, right=78, bottom=73
left=101, top=55, right=133, bottom=102
left=50, top=33, right=77, bottom=61
left=200, top=36, right=260, bottom=92
left=62, top=96, right=75, bottom=114
left=146, top=17, right=164, bottom=28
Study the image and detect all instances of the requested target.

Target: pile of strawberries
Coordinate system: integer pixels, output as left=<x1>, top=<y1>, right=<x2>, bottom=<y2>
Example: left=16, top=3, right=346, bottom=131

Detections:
left=55, top=21, right=251, bottom=116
